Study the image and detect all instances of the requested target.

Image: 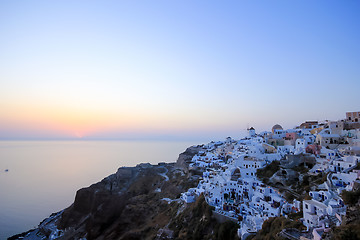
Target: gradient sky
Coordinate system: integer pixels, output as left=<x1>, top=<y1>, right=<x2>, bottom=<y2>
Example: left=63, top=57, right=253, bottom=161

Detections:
left=0, top=1, right=359, bottom=141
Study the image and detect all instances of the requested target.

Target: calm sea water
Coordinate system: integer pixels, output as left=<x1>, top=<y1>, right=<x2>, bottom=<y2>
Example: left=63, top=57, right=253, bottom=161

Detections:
left=0, top=140, right=199, bottom=239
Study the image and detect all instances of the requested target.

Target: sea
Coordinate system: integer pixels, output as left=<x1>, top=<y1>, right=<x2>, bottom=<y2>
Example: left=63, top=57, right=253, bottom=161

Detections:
left=0, top=140, right=200, bottom=239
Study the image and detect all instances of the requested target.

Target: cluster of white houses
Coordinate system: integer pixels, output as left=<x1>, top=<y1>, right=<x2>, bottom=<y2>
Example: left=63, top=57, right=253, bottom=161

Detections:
left=180, top=112, right=360, bottom=240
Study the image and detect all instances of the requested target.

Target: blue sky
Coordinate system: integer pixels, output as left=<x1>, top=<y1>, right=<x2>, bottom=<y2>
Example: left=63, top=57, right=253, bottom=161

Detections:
left=0, top=1, right=359, bottom=141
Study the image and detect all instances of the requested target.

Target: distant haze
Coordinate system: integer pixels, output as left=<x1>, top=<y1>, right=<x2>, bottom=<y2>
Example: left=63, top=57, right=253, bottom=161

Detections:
left=0, top=1, right=359, bottom=141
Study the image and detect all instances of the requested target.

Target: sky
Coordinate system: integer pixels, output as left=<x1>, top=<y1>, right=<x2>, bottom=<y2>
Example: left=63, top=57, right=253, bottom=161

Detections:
left=0, top=1, right=359, bottom=141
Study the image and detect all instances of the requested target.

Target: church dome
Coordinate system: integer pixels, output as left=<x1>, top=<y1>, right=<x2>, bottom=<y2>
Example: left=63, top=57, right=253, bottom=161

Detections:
left=272, top=124, right=283, bottom=133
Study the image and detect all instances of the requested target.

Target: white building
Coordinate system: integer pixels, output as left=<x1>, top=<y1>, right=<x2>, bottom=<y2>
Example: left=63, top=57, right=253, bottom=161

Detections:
left=181, top=188, right=197, bottom=203
left=248, top=127, right=256, bottom=137
left=320, top=148, right=336, bottom=161
left=303, top=199, right=328, bottom=230
left=277, top=145, right=295, bottom=157
left=331, top=171, right=358, bottom=190
left=295, top=138, right=307, bottom=154
left=330, top=155, right=359, bottom=172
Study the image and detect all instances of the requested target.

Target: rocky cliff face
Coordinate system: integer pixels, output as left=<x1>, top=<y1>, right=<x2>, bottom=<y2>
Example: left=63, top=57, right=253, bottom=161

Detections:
left=175, top=145, right=203, bottom=171
left=57, top=163, right=186, bottom=239
left=11, top=146, right=240, bottom=240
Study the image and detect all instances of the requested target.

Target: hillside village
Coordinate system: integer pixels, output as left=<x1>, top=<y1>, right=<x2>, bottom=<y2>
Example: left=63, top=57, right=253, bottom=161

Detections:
left=11, top=112, right=360, bottom=240
left=180, top=111, right=360, bottom=240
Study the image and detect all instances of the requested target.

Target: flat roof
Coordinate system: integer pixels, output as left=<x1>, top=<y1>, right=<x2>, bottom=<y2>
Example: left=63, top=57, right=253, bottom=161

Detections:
left=304, top=199, right=327, bottom=209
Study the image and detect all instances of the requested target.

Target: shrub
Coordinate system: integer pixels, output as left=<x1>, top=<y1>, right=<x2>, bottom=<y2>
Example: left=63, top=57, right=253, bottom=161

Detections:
left=330, top=224, right=360, bottom=240
left=252, top=216, right=305, bottom=240
left=256, top=161, right=280, bottom=179
left=341, top=190, right=360, bottom=206
left=288, top=211, right=303, bottom=220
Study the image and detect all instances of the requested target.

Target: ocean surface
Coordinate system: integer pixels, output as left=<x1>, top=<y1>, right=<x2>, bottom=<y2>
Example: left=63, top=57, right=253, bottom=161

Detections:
left=0, top=140, right=200, bottom=239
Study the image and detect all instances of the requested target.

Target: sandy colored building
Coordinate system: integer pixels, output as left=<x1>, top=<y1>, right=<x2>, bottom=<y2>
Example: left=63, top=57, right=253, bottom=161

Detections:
left=346, top=111, right=360, bottom=123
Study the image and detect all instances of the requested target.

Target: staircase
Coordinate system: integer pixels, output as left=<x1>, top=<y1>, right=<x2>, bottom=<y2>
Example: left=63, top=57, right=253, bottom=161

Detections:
left=328, top=215, right=340, bottom=226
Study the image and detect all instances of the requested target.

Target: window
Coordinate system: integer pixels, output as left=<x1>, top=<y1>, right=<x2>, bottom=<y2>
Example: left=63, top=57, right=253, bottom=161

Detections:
left=305, top=204, right=308, bottom=209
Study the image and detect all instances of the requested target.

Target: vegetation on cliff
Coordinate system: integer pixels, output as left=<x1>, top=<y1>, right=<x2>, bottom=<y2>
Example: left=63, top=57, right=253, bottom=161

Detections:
left=168, top=195, right=239, bottom=240
left=341, top=189, right=360, bottom=206
left=256, top=156, right=327, bottom=203
left=323, top=187, right=360, bottom=240
left=248, top=216, right=305, bottom=240
left=256, top=160, right=280, bottom=183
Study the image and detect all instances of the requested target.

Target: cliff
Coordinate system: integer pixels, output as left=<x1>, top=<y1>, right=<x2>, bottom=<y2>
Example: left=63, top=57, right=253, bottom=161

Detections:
left=11, top=146, right=239, bottom=240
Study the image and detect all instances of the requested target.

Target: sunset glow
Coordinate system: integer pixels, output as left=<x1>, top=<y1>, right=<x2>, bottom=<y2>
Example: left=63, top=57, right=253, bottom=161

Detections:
left=1, top=1, right=359, bottom=141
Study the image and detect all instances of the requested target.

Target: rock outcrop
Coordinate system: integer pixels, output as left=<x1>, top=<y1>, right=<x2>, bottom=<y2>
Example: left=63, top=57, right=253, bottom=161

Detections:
left=175, top=145, right=203, bottom=171
left=56, top=163, right=192, bottom=239
left=280, top=153, right=316, bottom=169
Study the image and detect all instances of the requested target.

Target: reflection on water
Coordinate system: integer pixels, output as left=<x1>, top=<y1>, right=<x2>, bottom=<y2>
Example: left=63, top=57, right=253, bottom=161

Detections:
left=0, top=140, right=199, bottom=239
